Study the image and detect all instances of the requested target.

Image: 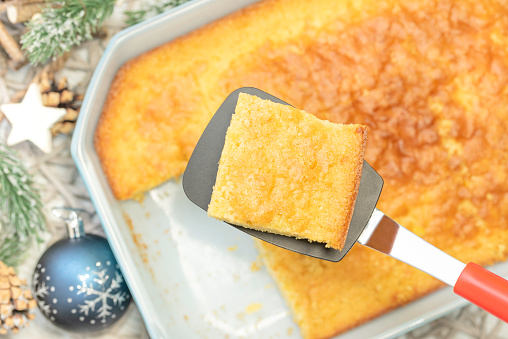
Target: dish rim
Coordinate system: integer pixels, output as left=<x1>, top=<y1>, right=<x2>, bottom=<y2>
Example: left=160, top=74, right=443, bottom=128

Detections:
left=70, top=1, right=508, bottom=337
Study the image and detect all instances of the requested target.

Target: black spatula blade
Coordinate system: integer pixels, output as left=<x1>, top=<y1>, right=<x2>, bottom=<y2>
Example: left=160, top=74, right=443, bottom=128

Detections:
left=183, top=87, right=383, bottom=262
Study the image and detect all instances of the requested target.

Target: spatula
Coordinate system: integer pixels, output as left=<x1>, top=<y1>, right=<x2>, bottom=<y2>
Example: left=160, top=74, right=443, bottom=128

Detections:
left=182, top=87, right=508, bottom=322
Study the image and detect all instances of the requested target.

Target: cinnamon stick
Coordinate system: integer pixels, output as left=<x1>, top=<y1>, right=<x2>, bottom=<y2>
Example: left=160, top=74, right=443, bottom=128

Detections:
left=0, top=21, right=27, bottom=69
left=0, top=51, right=7, bottom=76
left=13, top=0, right=46, bottom=4
left=6, top=3, right=43, bottom=24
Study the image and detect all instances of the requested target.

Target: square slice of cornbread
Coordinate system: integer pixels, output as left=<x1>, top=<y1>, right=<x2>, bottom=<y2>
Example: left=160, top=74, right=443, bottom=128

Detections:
left=208, top=93, right=367, bottom=250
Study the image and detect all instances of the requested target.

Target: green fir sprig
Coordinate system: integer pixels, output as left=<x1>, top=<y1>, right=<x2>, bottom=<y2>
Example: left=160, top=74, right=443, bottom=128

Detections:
left=0, top=143, right=46, bottom=266
left=21, top=0, right=116, bottom=65
left=125, top=0, right=190, bottom=26
left=0, top=233, right=26, bottom=268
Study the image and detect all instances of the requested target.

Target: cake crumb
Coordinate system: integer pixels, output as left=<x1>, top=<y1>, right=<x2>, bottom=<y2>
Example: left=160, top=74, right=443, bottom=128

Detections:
left=133, top=194, right=145, bottom=203
left=246, top=303, right=262, bottom=314
left=228, top=245, right=238, bottom=251
left=123, top=213, right=134, bottom=231
left=183, top=315, right=188, bottom=321
left=124, top=213, right=150, bottom=264
left=250, top=262, right=262, bottom=272
left=287, top=327, right=293, bottom=335
left=250, top=258, right=262, bottom=272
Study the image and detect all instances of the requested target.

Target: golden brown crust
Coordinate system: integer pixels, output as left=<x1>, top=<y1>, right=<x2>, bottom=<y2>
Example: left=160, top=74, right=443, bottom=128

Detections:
left=208, top=94, right=367, bottom=250
left=95, top=0, right=508, bottom=337
left=95, top=0, right=343, bottom=200
left=95, top=0, right=387, bottom=200
left=255, top=240, right=445, bottom=339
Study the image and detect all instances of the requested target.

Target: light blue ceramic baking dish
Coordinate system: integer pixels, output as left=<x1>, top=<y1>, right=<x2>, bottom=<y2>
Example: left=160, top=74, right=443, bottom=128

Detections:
left=71, top=1, right=508, bottom=338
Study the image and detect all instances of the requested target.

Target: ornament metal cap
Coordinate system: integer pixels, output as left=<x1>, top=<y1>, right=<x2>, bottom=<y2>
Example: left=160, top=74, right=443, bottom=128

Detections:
left=51, top=207, right=85, bottom=239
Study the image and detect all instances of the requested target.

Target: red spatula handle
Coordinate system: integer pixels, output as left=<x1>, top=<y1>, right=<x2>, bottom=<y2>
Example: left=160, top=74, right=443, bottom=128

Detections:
left=454, top=262, right=508, bottom=322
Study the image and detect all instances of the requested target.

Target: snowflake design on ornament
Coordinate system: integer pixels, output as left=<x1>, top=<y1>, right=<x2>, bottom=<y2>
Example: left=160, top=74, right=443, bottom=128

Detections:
left=32, top=265, right=57, bottom=321
left=76, top=268, right=129, bottom=323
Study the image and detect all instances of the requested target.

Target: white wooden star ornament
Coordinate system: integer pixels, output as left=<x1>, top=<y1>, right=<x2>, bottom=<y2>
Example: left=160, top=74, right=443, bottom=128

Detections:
left=1, top=83, right=66, bottom=153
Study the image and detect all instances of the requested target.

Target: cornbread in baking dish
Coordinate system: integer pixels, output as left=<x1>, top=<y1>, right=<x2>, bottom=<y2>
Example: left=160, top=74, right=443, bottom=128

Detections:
left=95, top=0, right=508, bottom=338
left=208, top=93, right=367, bottom=250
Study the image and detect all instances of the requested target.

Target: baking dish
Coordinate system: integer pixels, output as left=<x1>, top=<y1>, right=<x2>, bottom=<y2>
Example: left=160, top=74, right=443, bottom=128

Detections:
left=71, top=0, right=508, bottom=338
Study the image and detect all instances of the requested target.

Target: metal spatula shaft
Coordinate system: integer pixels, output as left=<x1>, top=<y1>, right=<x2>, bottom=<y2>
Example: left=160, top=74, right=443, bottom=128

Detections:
left=357, top=208, right=508, bottom=322
left=358, top=209, right=465, bottom=286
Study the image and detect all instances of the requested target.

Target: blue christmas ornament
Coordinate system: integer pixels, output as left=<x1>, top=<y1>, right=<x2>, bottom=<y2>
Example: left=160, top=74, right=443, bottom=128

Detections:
left=32, top=208, right=131, bottom=333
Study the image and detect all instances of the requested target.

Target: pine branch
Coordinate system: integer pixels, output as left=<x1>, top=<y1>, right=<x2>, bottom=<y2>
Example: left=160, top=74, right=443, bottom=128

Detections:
left=124, top=0, right=190, bottom=26
left=0, top=143, right=46, bottom=255
left=20, top=0, right=116, bottom=65
left=0, top=234, right=26, bottom=267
